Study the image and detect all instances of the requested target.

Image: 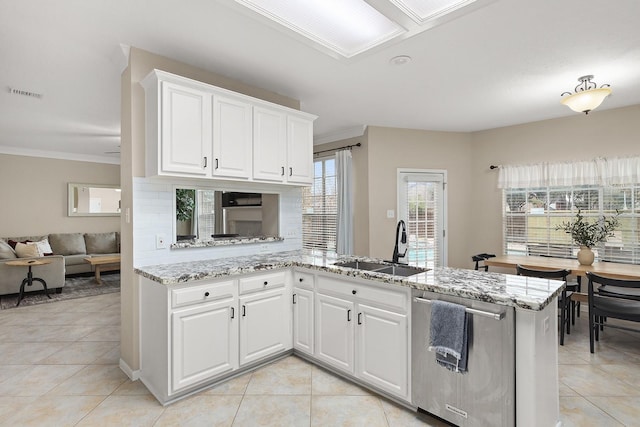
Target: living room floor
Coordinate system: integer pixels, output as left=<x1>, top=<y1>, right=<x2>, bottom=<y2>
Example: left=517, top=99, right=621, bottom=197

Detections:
left=0, top=294, right=638, bottom=426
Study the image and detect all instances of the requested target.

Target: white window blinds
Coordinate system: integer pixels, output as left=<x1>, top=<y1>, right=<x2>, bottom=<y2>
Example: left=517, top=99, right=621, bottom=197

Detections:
left=302, top=157, right=337, bottom=251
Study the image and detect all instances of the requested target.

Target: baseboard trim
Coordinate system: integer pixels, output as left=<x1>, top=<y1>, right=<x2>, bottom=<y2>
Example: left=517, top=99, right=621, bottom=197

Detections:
left=119, top=358, right=140, bottom=381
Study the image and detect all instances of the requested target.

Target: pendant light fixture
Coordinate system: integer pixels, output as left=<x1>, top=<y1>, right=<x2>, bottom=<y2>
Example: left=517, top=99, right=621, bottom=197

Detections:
left=560, top=75, right=611, bottom=114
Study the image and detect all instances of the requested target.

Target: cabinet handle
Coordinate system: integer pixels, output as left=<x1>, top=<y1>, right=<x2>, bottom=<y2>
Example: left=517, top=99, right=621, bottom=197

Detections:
left=203, top=157, right=207, bottom=168
left=204, top=291, right=210, bottom=297
left=289, top=167, right=293, bottom=176
left=293, top=293, right=297, bottom=304
left=231, top=307, right=235, bottom=319
left=281, top=166, right=285, bottom=176
left=352, top=290, right=357, bottom=295
left=347, top=309, right=352, bottom=322
left=242, top=305, right=246, bottom=317
left=358, top=312, right=362, bottom=325
left=215, top=158, right=219, bottom=169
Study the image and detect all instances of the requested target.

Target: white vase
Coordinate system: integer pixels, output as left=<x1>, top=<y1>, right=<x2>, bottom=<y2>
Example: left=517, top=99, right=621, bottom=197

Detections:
left=577, top=246, right=595, bottom=266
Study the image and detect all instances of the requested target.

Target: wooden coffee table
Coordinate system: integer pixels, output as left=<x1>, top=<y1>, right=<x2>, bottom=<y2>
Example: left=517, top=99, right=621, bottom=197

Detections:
left=5, top=259, right=53, bottom=306
left=84, top=255, right=121, bottom=284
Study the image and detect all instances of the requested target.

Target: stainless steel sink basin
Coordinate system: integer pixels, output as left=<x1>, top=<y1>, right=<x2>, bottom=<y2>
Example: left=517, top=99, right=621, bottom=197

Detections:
left=333, top=260, right=428, bottom=277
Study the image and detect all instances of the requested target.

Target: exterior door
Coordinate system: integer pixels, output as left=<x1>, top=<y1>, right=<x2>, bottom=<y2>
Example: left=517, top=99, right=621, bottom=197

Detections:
left=398, top=170, right=447, bottom=268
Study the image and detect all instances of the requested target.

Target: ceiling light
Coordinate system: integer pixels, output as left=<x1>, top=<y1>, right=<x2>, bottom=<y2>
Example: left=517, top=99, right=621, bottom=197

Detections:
left=389, top=55, right=412, bottom=65
left=560, top=75, right=611, bottom=115
left=233, top=0, right=405, bottom=58
left=389, top=0, right=478, bottom=24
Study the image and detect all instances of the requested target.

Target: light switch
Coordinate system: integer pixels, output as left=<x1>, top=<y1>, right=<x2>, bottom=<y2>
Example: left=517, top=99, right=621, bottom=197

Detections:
left=387, top=210, right=395, bottom=218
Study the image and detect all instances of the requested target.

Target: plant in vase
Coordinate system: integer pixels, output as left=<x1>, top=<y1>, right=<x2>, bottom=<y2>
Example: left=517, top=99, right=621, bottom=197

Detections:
left=556, top=210, right=620, bottom=265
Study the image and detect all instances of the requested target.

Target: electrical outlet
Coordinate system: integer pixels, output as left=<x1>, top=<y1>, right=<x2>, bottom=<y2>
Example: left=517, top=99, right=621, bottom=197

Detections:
left=387, top=209, right=395, bottom=218
left=543, top=316, right=550, bottom=334
left=156, top=234, right=166, bottom=249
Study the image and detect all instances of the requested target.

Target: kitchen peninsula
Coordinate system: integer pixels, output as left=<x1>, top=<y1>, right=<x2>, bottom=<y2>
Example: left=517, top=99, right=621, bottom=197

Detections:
left=136, top=250, right=564, bottom=427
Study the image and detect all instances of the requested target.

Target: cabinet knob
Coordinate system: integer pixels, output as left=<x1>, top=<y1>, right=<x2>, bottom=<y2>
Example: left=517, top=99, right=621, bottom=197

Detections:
left=352, top=290, right=357, bottom=295
left=299, top=278, right=303, bottom=282
left=204, top=291, right=210, bottom=297
left=263, top=281, right=268, bottom=286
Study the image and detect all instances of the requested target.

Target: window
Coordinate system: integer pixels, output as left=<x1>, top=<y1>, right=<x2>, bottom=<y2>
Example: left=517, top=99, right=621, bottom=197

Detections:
left=398, top=170, right=447, bottom=268
left=503, top=184, right=640, bottom=264
left=302, top=157, right=337, bottom=250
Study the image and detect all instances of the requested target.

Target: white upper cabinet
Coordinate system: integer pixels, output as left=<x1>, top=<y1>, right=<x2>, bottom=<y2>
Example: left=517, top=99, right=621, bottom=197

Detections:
left=212, top=95, right=253, bottom=179
left=142, top=69, right=316, bottom=186
left=252, top=106, right=287, bottom=182
left=287, top=114, right=314, bottom=185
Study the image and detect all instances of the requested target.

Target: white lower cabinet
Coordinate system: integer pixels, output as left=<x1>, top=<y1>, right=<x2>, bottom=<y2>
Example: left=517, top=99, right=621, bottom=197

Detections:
left=239, top=287, right=291, bottom=366
left=292, top=287, right=314, bottom=355
left=356, top=303, right=408, bottom=398
left=172, top=298, right=238, bottom=392
left=315, top=293, right=355, bottom=373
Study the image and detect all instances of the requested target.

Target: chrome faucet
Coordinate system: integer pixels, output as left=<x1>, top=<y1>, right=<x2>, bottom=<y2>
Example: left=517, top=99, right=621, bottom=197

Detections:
left=392, top=220, right=408, bottom=264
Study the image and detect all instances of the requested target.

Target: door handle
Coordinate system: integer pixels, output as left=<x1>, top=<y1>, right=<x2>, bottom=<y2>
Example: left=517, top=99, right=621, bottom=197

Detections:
left=242, top=305, right=246, bottom=317
left=215, top=158, right=219, bottom=169
left=357, top=312, right=362, bottom=325
left=347, top=309, right=352, bottom=322
left=281, top=166, right=285, bottom=176
left=203, top=156, right=207, bottom=168
left=289, top=167, right=293, bottom=176
left=231, top=307, right=235, bottom=319
left=293, top=293, right=297, bottom=304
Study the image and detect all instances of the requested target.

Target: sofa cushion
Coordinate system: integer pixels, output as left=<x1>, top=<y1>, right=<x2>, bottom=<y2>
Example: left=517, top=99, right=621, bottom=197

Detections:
left=15, top=242, right=40, bottom=258
left=48, top=233, right=87, bottom=255
left=0, top=240, right=17, bottom=259
left=84, top=232, right=118, bottom=254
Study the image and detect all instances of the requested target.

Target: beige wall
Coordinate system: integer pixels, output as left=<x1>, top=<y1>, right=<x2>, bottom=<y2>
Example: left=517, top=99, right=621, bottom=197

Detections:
left=468, top=105, right=640, bottom=267
left=0, top=154, right=120, bottom=237
left=120, top=47, right=302, bottom=373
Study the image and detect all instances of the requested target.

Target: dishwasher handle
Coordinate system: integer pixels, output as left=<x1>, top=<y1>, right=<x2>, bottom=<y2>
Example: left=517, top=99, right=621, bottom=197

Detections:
left=413, top=297, right=506, bottom=321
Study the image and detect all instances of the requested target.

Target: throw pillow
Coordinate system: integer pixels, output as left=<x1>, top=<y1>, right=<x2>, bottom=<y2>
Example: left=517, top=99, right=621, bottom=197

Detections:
left=0, top=240, right=17, bottom=259
left=8, top=239, right=32, bottom=249
left=48, top=233, right=86, bottom=255
left=30, top=239, right=54, bottom=257
left=15, top=242, right=40, bottom=258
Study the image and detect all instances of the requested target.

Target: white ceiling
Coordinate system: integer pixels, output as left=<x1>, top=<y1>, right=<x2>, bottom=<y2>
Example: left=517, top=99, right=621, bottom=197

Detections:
left=1, top=0, right=639, bottom=164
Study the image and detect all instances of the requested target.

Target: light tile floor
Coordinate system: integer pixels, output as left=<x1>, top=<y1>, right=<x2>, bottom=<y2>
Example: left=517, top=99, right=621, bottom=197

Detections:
left=0, top=293, right=638, bottom=426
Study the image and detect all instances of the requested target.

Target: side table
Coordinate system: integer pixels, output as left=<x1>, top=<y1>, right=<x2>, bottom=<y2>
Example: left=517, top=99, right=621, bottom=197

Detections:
left=5, top=259, right=53, bottom=306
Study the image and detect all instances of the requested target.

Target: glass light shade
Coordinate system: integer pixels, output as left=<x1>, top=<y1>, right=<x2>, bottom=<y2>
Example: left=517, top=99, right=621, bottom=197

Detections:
left=561, top=88, right=612, bottom=113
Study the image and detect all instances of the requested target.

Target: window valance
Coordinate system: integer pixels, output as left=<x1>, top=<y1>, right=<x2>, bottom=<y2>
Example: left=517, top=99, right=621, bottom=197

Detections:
left=497, top=156, right=640, bottom=189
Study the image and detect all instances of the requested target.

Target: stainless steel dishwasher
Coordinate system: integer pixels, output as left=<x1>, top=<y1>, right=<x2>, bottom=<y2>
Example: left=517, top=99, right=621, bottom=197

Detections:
left=411, top=289, right=515, bottom=426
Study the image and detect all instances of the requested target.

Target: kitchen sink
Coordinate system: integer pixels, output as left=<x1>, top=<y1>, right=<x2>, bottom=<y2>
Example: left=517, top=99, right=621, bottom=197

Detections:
left=333, top=260, right=428, bottom=277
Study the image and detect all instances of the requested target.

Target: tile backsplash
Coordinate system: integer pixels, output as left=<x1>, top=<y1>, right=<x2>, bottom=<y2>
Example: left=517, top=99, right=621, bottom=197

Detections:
left=133, top=177, right=302, bottom=267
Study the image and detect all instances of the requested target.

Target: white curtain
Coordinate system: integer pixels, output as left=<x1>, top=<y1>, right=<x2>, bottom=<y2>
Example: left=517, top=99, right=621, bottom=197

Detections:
left=336, top=149, right=353, bottom=255
left=498, top=156, right=640, bottom=189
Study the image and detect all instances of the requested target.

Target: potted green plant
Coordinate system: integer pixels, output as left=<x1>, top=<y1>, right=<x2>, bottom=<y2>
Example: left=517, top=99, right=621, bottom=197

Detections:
left=176, top=189, right=195, bottom=239
left=556, top=210, right=620, bottom=265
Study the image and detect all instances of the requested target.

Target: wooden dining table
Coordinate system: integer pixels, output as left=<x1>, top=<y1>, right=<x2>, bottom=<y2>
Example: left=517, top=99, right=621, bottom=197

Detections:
left=484, top=255, right=640, bottom=280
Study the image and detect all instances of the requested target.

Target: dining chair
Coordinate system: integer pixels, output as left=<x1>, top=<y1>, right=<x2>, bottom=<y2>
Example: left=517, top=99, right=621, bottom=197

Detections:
left=586, top=272, right=640, bottom=353
left=539, top=254, right=582, bottom=323
left=472, top=253, right=495, bottom=271
left=516, top=265, right=572, bottom=345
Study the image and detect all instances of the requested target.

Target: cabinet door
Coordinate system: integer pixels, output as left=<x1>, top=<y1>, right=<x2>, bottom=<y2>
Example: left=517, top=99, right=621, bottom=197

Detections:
left=253, top=106, right=287, bottom=182
left=239, top=288, right=291, bottom=366
left=286, top=115, right=314, bottom=185
left=161, top=81, right=211, bottom=176
left=293, top=287, right=314, bottom=355
left=315, top=293, right=355, bottom=374
left=212, top=95, right=252, bottom=179
left=356, top=303, right=408, bottom=399
left=171, top=299, right=237, bottom=393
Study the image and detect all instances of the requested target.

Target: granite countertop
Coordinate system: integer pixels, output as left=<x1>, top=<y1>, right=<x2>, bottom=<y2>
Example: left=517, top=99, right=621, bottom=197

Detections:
left=135, top=250, right=565, bottom=311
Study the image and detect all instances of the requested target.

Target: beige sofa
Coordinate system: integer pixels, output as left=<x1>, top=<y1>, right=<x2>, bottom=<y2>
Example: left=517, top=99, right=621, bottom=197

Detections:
left=0, top=232, right=120, bottom=296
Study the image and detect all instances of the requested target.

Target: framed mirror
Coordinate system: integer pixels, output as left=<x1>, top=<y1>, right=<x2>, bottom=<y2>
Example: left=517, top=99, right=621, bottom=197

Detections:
left=68, top=183, right=121, bottom=217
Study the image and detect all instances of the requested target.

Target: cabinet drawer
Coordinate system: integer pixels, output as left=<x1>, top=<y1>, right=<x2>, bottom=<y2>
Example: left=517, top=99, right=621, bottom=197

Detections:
left=293, top=270, right=314, bottom=290
left=239, top=271, right=286, bottom=295
left=317, top=275, right=408, bottom=312
left=172, top=280, right=236, bottom=308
